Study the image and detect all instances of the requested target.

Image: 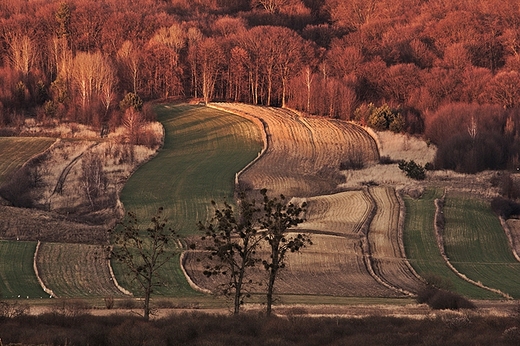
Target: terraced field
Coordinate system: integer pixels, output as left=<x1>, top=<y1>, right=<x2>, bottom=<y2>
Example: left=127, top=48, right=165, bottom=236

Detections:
left=0, top=137, right=55, bottom=185
left=119, top=104, right=263, bottom=236
left=367, top=186, right=421, bottom=294
left=210, top=103, right=379, bottom=197
left=443, top=192, right=520, bottom=298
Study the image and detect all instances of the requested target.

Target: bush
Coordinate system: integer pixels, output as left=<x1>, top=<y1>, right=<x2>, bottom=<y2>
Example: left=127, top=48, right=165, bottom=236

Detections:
left=417, top=286, right=476, bottom=310
left=491, top=197, right=520, bottom=218
left=379, top=155, right=396, bottom=165
left=340, top=150, right=365, bottom=170
left=398, top=160, right=426, bottom=180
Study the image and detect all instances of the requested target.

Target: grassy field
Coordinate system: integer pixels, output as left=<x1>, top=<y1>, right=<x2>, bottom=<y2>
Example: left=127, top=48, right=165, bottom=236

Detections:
left=403, top=189, right=500, bottom=299
left=0, top=137, right=55, bottom=185
left=0, top=240, right=48, bottom=299
left=444, top=192, right=520, bottom=298
left=115, top=104, right=263, bottom=297
left=119, top=104, right=262, bottom=235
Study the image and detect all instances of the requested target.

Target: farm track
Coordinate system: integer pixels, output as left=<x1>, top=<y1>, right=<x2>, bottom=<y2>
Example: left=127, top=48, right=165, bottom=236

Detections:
left=50, top=142, right=99, bottom=196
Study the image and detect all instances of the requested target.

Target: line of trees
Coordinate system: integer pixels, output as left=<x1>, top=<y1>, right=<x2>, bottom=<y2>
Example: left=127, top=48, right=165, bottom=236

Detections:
left=3, top=0, right=520, bottom=171
left=111, top=190, right=310, bottom=319
left=1, top=1, right=520, bottom=118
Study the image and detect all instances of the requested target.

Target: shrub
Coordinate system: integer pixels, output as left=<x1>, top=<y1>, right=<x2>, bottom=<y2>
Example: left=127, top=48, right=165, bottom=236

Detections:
left=491, top=197, right=520, bottom=218
left=379, top=155, right=396, bottom=165
left=340, top=150, right=365, bottom=170
left=398, top=160, right=426, bottom=180
left=417, top=285, right=475, bottom=310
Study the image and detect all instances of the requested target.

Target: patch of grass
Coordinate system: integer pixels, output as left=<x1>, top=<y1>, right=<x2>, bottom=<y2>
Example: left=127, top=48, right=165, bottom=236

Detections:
left=115, top=104, right=262, bottom=297
left=0, top=137, right=55, bottom=186
left=444, top=192, right=520, bottom=298
left=403, top=189, right=500, bottom=299
left=0, top=240, right=48, bottom=299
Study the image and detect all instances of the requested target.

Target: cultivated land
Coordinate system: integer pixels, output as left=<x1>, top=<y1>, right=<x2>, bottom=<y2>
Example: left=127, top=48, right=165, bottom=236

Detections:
left=1, top=103, right=520, bottom=316
left=0, top=137, right=55, bottom=186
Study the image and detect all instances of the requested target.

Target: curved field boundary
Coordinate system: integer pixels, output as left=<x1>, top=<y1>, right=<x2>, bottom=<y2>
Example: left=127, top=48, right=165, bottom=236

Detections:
left=0, top=137, right=56, bottom=186
left=500, top=217, right=520, bottom=262
left=441, top=192, right=520, bottom=298
left=116, top=104, right=262, bottom=296
left=207, top=103, right=267, bottom=186
left=179, top=251, right=212, bottom=294
left=402, top=189, right=500, bottom=299
left=35, top=242, right=126, bottom=297
left=33, top=241, right=56, bottom=298
left=0, top=240, right=49, bottom=299
left=211, top=103, right=379, bottom=197
left=365, top=186, right=421, bottom=295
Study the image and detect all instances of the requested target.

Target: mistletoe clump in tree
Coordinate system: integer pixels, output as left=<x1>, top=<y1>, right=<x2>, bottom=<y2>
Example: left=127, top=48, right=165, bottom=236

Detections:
left=109, top=207, right=178, bottom=320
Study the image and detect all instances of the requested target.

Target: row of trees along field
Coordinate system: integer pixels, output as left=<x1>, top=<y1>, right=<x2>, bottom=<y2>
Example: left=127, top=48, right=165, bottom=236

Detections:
left=4, top=0, right=520, bottom=171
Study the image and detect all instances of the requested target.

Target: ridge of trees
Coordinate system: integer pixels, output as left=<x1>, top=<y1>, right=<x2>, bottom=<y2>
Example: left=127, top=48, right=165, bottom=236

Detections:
left=3, top=1, right=520, bottom=172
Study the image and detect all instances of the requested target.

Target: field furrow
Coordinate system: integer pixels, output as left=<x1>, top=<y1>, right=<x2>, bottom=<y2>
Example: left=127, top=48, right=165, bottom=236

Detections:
left=213, top=103, right=379, bottom=197
left=184, top=233, right=400, bottom=297
left=0, top=240, right=48, bottom=299
left=403, top=189, right=501, bottom=299
left=443, top=192, right=520, bottom=298
left=0, top=137, right=55, bottom=186
left=35, top=242, right=125, bottom=297
left=295, top=191, right=371, bottom=235
left=367, top=186, right=421, bottom=293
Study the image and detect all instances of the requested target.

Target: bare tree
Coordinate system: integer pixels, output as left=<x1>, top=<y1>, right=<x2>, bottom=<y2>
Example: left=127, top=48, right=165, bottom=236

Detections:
left=258, top=189, right=311, bottom=316
left=197, top=37, right=224, bottom=105
left=122, top=107, right=144, bottom=145
left=109, top=207, right=178, bottom=320
left=81, top=152, right=107, bottom=209
left=198, top=195, right=263, bottom=314
left=117, top=40, right=141, bottom=94
left=3, top=32, right=35, bottom=77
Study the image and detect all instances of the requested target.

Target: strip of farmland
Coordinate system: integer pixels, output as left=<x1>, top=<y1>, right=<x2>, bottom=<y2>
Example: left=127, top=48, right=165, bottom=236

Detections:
left=211, top=103, right=379, bottom=197
left=0, top=240, right=48, bottom=299
left=366, top=186, right=421, bottom=294
left=443, top=192, right=520, bottom=298
left=35, top=242, right=126, bottom=297
left=0, top=137, right=55, bottom=186
left=403, top=189, right=501, bottom=299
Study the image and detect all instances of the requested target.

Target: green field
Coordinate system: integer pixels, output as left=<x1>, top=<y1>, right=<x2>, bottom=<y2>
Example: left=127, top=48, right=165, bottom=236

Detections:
left=119, top=104, right=263, bottom=236
left=0, top=137, right=55, bottom=185
left=115, top=104, right=263, bottom=296
left=0, top=241, right=48, bottom=299
left=444, top=192, right=520, bottom=298
left=403, top=189, right=500, bottom=299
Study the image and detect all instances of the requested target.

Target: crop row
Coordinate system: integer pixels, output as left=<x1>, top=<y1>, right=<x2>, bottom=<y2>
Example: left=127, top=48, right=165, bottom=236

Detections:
left=212, top=103, right=379, bottom=197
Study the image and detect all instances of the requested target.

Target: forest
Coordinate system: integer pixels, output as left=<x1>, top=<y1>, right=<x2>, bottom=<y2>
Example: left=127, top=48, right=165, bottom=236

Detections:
left=3, top=0, right=520, bottom=173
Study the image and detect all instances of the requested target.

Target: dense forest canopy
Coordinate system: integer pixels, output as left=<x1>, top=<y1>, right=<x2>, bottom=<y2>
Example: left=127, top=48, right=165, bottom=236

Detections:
left=3, top=0, right=520, bottom=172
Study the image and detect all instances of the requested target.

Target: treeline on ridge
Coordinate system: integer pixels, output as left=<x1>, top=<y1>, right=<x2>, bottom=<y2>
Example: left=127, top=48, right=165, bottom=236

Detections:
left=3, top=0, right=520, bottom=172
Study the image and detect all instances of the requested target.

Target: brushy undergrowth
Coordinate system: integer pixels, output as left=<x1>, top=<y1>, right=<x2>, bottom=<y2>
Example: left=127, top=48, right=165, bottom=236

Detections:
left=1, top=310, right=520, bottom=346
